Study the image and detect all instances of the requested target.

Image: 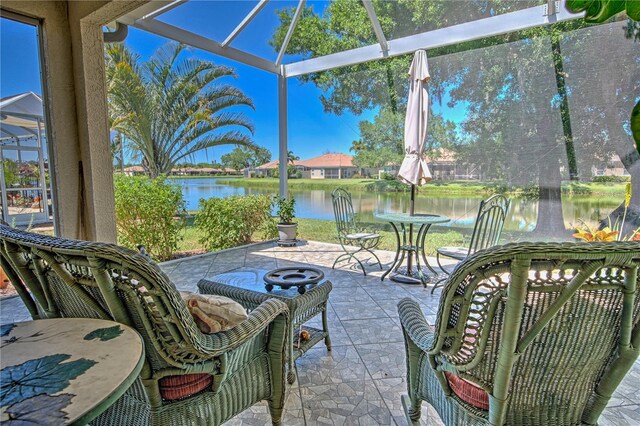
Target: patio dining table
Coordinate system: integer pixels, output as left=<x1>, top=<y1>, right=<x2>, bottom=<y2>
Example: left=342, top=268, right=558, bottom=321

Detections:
left=374, top=212, right=450, bottom=286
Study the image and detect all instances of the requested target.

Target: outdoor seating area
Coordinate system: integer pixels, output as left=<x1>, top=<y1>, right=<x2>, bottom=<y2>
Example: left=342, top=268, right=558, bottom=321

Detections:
left=1, top=0, right=639, bottom=425
left=1, top=231, right=638, bottom=425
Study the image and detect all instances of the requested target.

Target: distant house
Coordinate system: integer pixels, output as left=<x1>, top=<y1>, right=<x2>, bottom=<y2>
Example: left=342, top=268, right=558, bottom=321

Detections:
left=428, top=149, right=480, bottom=181
left=122, top=165, right=145, bottom=176
left=591, top=154, right=629, bottom=178
left=244, top=159, right=304, bottom=178
left=298, top=153, right=359, bottom=179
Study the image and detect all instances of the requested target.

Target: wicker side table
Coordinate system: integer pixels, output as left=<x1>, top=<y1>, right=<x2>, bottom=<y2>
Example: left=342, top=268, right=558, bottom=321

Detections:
left=198, top=267, right=332, bottom=384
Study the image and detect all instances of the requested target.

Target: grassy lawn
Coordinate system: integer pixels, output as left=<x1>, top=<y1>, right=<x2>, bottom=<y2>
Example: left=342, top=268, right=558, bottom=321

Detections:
left=177, top=216, right=464, bottom=257
left=214, top=177, right=626, bottom=196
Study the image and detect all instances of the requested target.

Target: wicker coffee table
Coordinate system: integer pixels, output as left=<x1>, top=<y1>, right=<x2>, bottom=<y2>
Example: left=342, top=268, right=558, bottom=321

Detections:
left=198, top=267, right=332, bottom=384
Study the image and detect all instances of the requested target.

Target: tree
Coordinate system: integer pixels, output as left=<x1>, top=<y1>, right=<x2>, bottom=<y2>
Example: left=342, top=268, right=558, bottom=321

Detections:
left=106, top=42, right=257, bottom=178
left=111, top=133, right=124, bottom=172
left=221, top=145, right=272, bottom=171
left=350, top=108, right=458, bottom=169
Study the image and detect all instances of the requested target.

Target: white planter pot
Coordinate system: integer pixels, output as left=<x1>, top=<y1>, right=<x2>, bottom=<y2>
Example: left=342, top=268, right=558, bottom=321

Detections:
left=277, top=223, right=297, bottom=247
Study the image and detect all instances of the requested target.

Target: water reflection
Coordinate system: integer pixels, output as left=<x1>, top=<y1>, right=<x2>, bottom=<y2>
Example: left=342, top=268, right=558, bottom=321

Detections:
left=171, top=178, right=619, bottom=233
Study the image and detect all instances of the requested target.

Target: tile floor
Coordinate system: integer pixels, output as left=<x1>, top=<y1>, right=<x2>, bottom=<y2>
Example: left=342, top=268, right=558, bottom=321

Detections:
left=1, top=239, right=638, bottom=425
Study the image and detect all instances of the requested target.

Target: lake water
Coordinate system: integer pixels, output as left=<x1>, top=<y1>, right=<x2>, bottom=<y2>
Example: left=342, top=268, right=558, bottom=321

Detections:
left=170, top=178, right=620, bottom=233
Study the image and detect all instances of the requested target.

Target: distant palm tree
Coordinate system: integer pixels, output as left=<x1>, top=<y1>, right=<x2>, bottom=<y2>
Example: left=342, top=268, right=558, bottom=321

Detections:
left=106, top=43, right=256, bottom=178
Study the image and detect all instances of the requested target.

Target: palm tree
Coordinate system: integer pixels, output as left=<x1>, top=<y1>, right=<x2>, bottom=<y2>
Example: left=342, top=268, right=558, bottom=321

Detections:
left=105, top=43, right=256, bottom=178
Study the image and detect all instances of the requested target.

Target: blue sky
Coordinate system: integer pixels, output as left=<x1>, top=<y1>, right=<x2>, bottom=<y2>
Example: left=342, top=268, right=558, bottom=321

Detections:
left=1, top=5, right=465, bottom=164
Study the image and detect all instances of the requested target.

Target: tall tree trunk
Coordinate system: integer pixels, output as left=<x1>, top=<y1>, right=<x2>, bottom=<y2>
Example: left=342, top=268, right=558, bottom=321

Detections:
left=551, top=34, right=579, bottom=181
left=385, top=64, right=398, bottom=114
left=534, top=158, right=568, bottom=237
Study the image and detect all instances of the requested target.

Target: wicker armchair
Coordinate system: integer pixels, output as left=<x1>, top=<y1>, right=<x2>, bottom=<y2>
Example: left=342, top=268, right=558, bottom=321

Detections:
left=331, top=187, right=382, bottom=275
left=0, top=224, right=289, bottom=426
left=398, top=241, right=640, bottom=426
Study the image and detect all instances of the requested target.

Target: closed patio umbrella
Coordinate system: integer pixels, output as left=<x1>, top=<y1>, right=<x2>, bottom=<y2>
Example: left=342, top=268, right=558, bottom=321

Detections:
left=398, top=50, right=432, bottom=216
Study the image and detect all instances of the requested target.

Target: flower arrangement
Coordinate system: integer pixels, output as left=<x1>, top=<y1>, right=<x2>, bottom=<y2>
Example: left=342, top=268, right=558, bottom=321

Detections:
left=573, top=183, right=639, bottom=242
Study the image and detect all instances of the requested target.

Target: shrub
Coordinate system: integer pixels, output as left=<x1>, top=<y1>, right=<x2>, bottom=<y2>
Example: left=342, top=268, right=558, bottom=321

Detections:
left=114, top=175, right=185, bottom=261
left=275, top=196, right=295, bottom=224
left=196, top=195, right=274, bottom=251
left=592, top=175, right=631, bottom=183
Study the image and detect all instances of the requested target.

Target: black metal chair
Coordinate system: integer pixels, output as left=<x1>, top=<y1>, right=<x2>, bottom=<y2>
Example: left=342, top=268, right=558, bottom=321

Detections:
left=433, top=194, right=510, bottom=292
left=331, top=188, right=382, bottom=276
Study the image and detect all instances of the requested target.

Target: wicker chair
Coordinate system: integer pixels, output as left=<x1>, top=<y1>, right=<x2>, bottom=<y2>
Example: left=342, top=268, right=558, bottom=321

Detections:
left=331, top=187, right=382, bottom=275
left=398, top=241, right=640, bottom=426
left=433, top=194, right=510, bottom=293
left=0, top=224, right=289, bottom=426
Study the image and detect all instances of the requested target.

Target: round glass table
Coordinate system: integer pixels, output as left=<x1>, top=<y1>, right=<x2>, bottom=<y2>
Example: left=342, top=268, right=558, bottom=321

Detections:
left=374, top=212, right=450, bottom=286
left=0, top=318, right=144, bottom=425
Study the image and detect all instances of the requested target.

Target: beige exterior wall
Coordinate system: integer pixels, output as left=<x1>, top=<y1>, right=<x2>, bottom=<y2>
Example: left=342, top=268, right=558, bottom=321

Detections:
left=1, top=1, right=146, bottom=242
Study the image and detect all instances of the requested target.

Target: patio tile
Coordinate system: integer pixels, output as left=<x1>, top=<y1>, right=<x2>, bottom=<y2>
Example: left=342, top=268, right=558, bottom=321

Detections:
left=295, top=345, right=369, bottom=387
left=331, top=300, right=388, bottom=321
left=361, top=283, right=413, bottom=301
left=299, top=380, right=392, bottom=425
left=355, top=342, right=406, bottom=380
left=600, top=405, right=640, bottom=426
left=304, top=317, right=352, bottom=347
left=222, top=385, right=304, bottom=426
left=342, top=318, right=404, bottom=345
left=0, top=296, right=31, bottom=324
left=373, top=377, right=439, bottom=426
left=329, top=287, right=375, bottom=304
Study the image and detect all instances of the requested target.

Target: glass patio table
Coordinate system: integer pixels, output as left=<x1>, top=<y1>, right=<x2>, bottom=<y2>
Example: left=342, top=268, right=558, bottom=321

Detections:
left=374, top=212, right=450, bottom=286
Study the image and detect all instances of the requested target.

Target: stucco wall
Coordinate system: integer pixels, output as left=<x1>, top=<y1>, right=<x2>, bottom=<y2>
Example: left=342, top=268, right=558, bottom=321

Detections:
left=1, top=1, right=146, bottom=242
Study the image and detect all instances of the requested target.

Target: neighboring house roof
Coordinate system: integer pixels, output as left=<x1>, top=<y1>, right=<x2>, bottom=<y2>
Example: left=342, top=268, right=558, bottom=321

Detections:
left=298, top=153, right=354, bottom=168
left=254, top=159, right=303, bottom=170
left=429, top=148, right=456, bottom=164
left=123, top=166, right=145, bottom=172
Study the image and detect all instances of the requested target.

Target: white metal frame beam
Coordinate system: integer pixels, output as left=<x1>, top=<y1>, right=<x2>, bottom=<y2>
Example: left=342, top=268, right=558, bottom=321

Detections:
left=133, top=18, right=280, bottom=74
left=275, top=0, right=306, bottom=66
left=284, top=1, right=583, bottom=77
left=116, top=0, right=183, bottom=26
left=221, top=0, right=269, bottom=48
left=362, top=0, right=388, bottom=53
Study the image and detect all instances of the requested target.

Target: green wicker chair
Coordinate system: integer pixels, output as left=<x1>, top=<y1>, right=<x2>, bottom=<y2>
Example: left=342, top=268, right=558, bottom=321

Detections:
left=0, top=224, right=289, bottom=426
left=331, top=187, right=382, bottom=276
left=398, top=241, right=640, bottom=426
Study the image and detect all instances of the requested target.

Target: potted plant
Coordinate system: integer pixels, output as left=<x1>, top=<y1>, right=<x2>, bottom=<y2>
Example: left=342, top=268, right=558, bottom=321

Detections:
left=275, top=196, right=297, bottom=246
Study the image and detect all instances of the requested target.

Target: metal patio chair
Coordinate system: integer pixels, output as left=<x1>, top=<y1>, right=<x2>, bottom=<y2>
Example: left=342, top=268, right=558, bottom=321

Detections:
left=433, top=194, right=510, bottom=292
left=0, top=224, right=289, bottom=426
left=398, top=241, right=640, bottom=426
left=331, top=188, right=382, bottom=276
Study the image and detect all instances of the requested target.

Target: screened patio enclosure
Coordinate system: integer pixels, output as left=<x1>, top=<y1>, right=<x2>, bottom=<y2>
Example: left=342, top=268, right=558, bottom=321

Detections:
left=0, top=92, right=51, bottom=226
left=115, top=0, right=639, bottom=238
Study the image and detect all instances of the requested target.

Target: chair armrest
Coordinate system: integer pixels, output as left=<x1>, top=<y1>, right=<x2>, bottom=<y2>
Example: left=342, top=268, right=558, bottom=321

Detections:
left=197, top=298, right=289, bottom=357
left=398, top=298, right=436, bottom=353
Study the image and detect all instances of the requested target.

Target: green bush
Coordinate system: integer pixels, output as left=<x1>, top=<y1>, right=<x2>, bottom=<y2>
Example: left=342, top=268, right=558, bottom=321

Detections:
left=196, top=195, right=274, bottom=251
left=592, top=175, right=631, bottom=183
left=114, top=175, right=185, bottom=261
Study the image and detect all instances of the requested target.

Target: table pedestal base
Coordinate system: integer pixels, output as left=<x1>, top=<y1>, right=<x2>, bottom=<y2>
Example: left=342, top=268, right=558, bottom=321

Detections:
left=390, top=266, right=438, bottom=285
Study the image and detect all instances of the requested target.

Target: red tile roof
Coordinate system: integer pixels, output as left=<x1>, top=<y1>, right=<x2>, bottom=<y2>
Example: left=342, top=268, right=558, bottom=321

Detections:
left=298, top=153, right=354, bottom=168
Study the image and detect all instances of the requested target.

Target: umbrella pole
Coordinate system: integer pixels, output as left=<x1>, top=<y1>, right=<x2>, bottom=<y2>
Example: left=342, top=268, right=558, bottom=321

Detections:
left=408, top=184, right=415, bottom=275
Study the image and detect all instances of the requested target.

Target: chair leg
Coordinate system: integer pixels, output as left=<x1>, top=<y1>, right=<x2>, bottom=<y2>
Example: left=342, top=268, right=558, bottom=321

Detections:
left=267, top=401, right=283, bottom=426
left=401, top=394, right=422, bottom=425
left=431, top=253, right=451, bottom=294
left=364, top=247, right=383, bottom=270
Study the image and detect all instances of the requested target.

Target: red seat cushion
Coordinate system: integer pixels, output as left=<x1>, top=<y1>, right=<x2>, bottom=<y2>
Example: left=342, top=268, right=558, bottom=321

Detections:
left=159, top=373, right=212, bottom=401
left=444, top=372, right=489, bottom=410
